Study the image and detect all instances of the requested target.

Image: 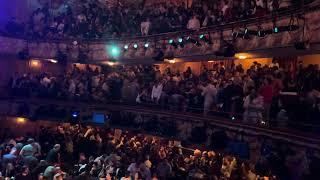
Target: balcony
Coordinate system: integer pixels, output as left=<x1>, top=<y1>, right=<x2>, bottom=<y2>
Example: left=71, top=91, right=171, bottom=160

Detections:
left=0, top=97, right=319, bottom=152
left=0, top=3, right=320, bottom=63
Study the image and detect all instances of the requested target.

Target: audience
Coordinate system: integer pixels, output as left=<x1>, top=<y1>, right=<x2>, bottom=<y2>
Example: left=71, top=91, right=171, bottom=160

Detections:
left=1, top=124, right=315, bottom=180
left=9, top=60, right=320, bottom=127
left=4, top=0, right=304, bottom=39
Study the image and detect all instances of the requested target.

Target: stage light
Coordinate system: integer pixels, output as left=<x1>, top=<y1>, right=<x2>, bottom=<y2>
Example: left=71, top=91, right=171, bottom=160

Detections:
left=49, top=59, right=58, bottom=63
left=238, top=55, right=247, bottom=59
left=106, top=61, right=118, bottom=66
left=232, top=31, right=240, bottom=39
left=177, top=37, right=184, bottom=47
left=167, top=60, right=176, bottom=64
left=124, top=44, right=129, bottom=50
left=244, top=28, right=248, bottom=35
left=198, top=33, right=212, bottom=44
left=109, top=45, right=120, bottom=57
left=242, top=28, right=250, bottom=39
left=257, top=30, right=264, bottom=37
left=16, top=117, right=26, bottom=124
left=273, top=26, right=279, bottom=33
left=30, top=60, right=40, bottom=67
left=144, top=43, right=149, bottom=48
left=186, top=36, right=197, bottom=44
left=133, top=43, right=138, bottom=49
left=72, top=111, right=79, bottom=118
left=168, top=39, right=178, bottom=48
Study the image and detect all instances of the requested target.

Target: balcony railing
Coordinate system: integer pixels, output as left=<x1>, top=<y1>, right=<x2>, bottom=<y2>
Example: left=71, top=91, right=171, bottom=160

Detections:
left=0, top=97, right=319, bottom=151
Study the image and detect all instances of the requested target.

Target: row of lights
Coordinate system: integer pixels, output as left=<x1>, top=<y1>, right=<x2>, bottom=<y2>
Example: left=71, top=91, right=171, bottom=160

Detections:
left=120, top=33, right=212, bottom=52
left=233, top=23, right=299, bottom=39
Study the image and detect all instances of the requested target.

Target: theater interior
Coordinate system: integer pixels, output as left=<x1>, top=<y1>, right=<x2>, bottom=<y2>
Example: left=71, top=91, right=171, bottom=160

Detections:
left=0, top=0, right=320, bottom=180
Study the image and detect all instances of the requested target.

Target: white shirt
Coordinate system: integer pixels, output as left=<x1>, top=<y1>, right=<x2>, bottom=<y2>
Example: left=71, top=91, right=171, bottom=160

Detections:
left=222, top=4, right=229, bottom=15
left=141, top=21, right=151, bottom=35
left=202, top=84, right=217, bottom=103
left=187, top=18, right=200, bottom=30
left=41, top=77, right=51, bottom=87
left=151, top=84, right=163, bottom=101
left=102, top=82, right=109, bottom=92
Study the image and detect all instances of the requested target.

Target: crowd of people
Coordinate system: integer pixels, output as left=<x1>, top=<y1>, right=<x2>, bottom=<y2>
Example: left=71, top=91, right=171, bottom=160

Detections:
left=4, top=0, right=304, bottom=39
left=9, top=60, right=320, bottom=127
left=0, top=123, right=316, bottom=180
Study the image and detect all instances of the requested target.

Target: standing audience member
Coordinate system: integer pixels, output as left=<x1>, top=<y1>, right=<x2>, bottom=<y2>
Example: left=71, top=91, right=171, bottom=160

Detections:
left=141, top=18, right=151, bottom=36
left=244, top=87, right=264, bottom=124
left=201, top=80, right=217, bottom=115
left=151, top=81, right=163, bottom=104
left=187, top=15, right=201, bottom=30
left=46, top=144, right=61, bottom=165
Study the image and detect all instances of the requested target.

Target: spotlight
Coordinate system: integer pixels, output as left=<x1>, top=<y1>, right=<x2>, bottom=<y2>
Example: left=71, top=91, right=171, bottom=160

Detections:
left=186, top=36, right=197, bottom=44
left=49, top=59, right=58, bottom=63
left=168, top=39, right=178, bottom=48
left=238, top=55, right=247, bottom=59
left=70, top=111, right=80, bottom=124
left=133, top=43, right=138, bottom=49
left=30, top=60, right=40, bottom=67
left=16, top=117, right=26, bottom=124
left=108, top=45, right=120, bottom=58
left=257, top=26, right=265, bottom=37
left=168, top=60, right=175, bottom=64
left=244, top=28, right=248, bottom=35
left=71, top=111, right=79, bottom=118
left=198, top=33, right=212, bottom=44
left=124, top=44, right=129, bottom=50
left=242, top=28, right=250, bottom=39
left=232, top=31, right=240, bottom=39
left=144, top=43, right=149, bottom=48
left=112, top=46, right=120, bottom=55
left=177, top=37, right=184, bottom=47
